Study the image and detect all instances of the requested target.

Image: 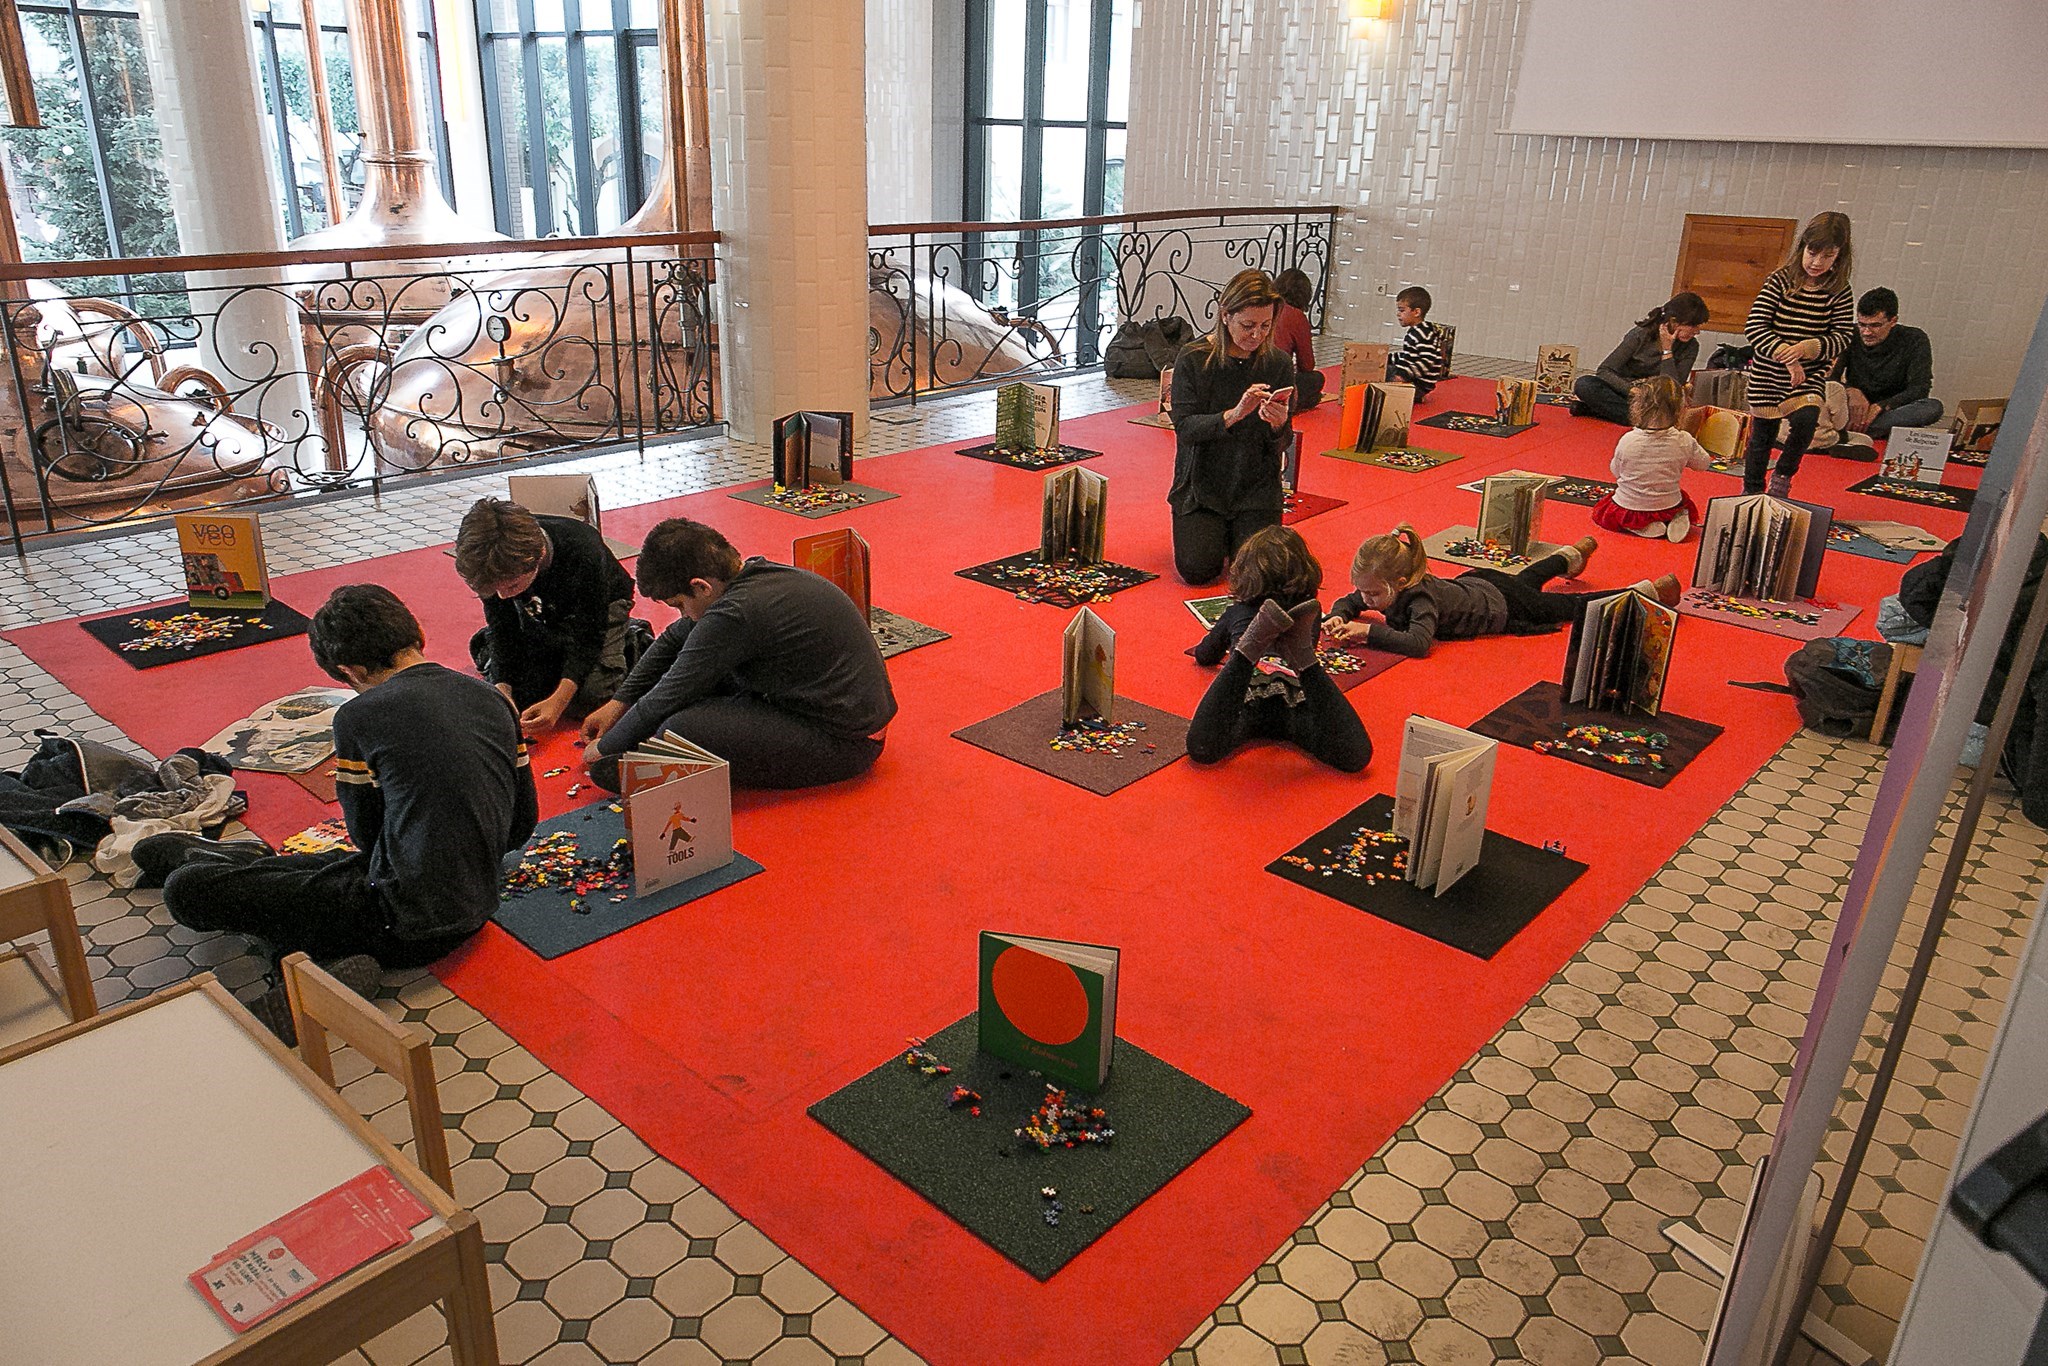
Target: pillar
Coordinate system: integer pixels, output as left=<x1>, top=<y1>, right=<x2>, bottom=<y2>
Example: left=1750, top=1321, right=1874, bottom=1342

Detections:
left=700, top=0, right=870, bottom=444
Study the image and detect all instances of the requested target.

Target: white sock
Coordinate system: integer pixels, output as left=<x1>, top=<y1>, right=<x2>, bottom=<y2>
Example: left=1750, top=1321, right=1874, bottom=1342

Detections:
left=1667, top=510, right=1692, bottom=541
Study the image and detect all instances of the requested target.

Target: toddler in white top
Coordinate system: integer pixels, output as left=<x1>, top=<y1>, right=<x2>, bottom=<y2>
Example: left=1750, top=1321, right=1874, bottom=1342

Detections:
left=1591, top=376, right=1715, bottom=542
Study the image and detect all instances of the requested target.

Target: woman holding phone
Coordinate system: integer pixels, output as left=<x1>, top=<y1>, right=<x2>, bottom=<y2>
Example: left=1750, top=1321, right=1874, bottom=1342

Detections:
left=1168, top=268, right=1298, bottom=584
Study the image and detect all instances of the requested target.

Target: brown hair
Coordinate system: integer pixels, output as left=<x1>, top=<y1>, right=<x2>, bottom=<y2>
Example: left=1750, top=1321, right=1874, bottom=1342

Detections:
left=1273, top=267, right=1315, bottom=311
left=454, top=497, right=548, bottom=594
left=1395, top=286, right=1432, bottom=314
left=1197, top=268, right=1283, bottom=366
left=1634, top=291, right=1708, bottom=330
left=1350, top=523, right=1429, bottom=592
left=1228, top=525, right=1323, bottom=605
left=1773, top=212, right=1854, bottom=296
left=1629, top=375, right=1684, bottom=430
left=637, top=517, right=744, bottom=601
left=309, top=584, right=425, bottom=681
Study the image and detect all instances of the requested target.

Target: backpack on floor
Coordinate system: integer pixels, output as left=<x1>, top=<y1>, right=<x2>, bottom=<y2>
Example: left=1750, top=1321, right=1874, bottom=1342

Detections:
left=1104, top=317, right=1196, bottom=378
left=1784, top=637, right=1892, bottom=739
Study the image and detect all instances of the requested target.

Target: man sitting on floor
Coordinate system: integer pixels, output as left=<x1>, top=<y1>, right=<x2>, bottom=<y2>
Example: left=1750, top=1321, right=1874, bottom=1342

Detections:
left=139, top=584, right=538, bottom=1037
left=581, top=518, right=898, bottom=791
left=1838, top=287, right=1943, bottom=441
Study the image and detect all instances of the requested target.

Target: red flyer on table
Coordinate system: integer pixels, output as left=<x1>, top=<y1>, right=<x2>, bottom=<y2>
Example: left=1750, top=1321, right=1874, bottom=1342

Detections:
left=190, top=1166, right=431, bottom=1331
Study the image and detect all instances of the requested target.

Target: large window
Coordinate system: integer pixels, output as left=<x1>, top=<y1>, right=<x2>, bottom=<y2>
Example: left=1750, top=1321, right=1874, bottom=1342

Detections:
left=474, top=0, right=664, bottom=238
left=965, top=0, right=1128, bottom=227
left=1, top=0, right=178, bottom=278
left=962, top=0, right=1129, bottom=359
left=249, top=0, right=456, bottom=239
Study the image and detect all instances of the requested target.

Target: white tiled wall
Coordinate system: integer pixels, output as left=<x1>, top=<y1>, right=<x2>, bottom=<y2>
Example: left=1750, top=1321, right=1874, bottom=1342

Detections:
left=866, top=0, right=934, bottom=225
left=704, top=0, right=872, bottom=441
left=1121, top=0, right=2048, bottom=402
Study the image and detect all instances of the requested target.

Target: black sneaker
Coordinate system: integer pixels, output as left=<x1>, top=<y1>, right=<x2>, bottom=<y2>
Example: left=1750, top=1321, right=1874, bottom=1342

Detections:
left=133, top=832, right=274, bottom=888
left=319, top=953, right=384, bottom=1002
left=244, top=982, right=298, bottom=1046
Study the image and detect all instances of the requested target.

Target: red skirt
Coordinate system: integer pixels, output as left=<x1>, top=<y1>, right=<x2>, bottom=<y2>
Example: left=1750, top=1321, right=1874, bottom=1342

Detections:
left=1591, top=491, right=1698, bottom=533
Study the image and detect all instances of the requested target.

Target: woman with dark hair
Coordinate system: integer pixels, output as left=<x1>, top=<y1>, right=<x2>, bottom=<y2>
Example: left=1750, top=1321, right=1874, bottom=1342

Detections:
left=1570, top=291, right=1711, bottom=424
left=1168, top=269, right=1296, bottom=584
left=1741, top=212, right=1855, bottom=497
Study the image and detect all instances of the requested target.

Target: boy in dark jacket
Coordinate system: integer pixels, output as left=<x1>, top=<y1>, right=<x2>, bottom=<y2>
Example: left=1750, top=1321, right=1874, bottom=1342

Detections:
left=141, top=585, right=538, bottom=1033
left=456, top=496, right=641, bottom=737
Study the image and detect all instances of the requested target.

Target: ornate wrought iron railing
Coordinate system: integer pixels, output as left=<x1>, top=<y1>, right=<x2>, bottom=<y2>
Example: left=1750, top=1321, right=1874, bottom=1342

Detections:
left=0, top=230, right=719, bottom=552
left=867, top=205, right=1341, bottom=404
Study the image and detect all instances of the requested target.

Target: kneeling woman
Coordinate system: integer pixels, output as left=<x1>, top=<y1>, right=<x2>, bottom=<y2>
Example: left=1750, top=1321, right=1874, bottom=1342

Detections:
left=1168, top=269, right=1296, bottom=585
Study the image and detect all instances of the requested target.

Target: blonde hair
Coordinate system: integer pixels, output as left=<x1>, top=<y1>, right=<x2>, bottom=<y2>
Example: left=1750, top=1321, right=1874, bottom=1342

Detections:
left=1772, top=211, right=1854, bottom=296
left=1351, top=524, right=1428, bottom=591
left=1629, top=376, right=1683, bottom=430
left=1197, top=268, right=1283, bottom=366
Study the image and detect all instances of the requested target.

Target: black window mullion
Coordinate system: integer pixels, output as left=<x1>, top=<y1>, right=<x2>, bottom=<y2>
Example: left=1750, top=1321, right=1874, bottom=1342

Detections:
left=1076, top=0, right=1112, bottom=363
left=62, top=4, right=123, bottom=259
left=516, top=0, right=553, bottom=235
left=962, top=0, right=990, bottom=315
left=254, top=13, right=307, bottom=237
left=1018, top=0, right=1046, bottom=312
left=563, top=0, right=598, bottom=234
left=475, top=24, right=516, bottom=233
left=415, top=0, right=457, bottom=207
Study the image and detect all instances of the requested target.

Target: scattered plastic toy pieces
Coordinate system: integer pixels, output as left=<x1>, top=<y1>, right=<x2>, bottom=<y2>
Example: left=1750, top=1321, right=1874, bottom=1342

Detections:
left=987, top=556, right=1140, bottom=606
left=1686, top=589, right=1823, bottom=627
left=1050, top=717, right=1148, bottom=756
left=1016, top=1085, right=1115, bottom=1151
left=947, top=1085, right=983, bottom=1116
left=1441, top=536, right=1534, bottom=569
left=542, top=766, right=571, bottom=779
left=903, top=1037, right=951, bottom=1076
left=1373, top=448, right=1445, bottom=471
left=767, top=483, right=868, bottom=511
left=1535, top=722, right=1670, bottom=770
left=500, top=829, right=634, bottom=905
left=116, top=611, right=269, bottom=653
left=1865, top=479, right=1960, bottom=506
left=1279, top=823, right=1409, bottom=884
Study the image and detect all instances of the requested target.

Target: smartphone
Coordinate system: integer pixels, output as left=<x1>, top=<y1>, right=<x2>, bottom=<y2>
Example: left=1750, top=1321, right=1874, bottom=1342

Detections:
left=1270, top=386, right=1297, bottom=404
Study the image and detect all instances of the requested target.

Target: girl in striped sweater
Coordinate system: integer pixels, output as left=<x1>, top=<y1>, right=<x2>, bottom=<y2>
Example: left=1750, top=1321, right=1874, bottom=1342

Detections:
left=1742, top=212, right=1856, bottom=497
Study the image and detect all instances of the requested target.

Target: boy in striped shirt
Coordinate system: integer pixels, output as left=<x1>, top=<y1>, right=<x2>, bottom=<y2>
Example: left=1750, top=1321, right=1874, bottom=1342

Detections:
left=1388, top=286, right=1449, bottom=401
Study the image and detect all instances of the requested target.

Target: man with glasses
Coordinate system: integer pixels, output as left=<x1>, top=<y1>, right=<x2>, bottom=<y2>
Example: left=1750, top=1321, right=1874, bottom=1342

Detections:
left=1838, top=287, right=1943, bottom=441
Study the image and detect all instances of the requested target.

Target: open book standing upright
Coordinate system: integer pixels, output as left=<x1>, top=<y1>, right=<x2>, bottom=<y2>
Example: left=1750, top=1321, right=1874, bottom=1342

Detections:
left=1041, top=466, right=1108, bottom=565
left=621, top=732, right=734, bottom=898
left=1394, top=717, right=1497, bottom=896
left=1477, top=474, right=1551, bottom=557
left=793, top=528, right=871, bottom=623
left=1695, top=494, right=1832, bottom=603
left=1564, top=587, right=1678, bottom=717
left=1061, top=607, right=1115, bottom=727
left=977, top=930, right=1120, bottom=1091
left=995, top=381, right=1063, bottom=454
left=773, top=411, right=855, bottom=489
left=176, top=512, right=270, bottom=610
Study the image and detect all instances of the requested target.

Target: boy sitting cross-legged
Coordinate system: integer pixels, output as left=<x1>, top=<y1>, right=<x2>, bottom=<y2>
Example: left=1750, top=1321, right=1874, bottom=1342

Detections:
left=140, top=584, right=538, bottom=1038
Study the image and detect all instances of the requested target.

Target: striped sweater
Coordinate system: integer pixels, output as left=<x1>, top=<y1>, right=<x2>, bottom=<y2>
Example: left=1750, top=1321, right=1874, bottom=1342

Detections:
left=1744, top=272, right=1854, bottom=416
left=1390, top=320, right=1449, bottom=388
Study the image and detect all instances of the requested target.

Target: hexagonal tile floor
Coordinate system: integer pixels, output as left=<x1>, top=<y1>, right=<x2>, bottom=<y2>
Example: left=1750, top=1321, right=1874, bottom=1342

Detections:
left=4, top=349, right=2035, bottom=1366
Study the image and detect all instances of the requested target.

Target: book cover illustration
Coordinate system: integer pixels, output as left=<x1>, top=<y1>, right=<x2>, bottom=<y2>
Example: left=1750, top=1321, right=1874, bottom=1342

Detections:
left=176, top=512, right=270, bottom=610
left=1679, top=405, right=1748, bottom=472
left=1476, top=473, right=1551, bottom=557
left=1880, top=426, right=1953, bottom=483
left=1694, top=494, right=1831, bottom=603
left=1534, top=343, right=1578, bottom=396
left=1061, top=606, right=1115, bottom=727
left=977, top=930, right=1120, bottom=1091
left=994, top=381, right=1063, bottom=454
left=773, top=410, right=855, bottom=489
left=1340, top=342, right=1391, bottom=395
left=793, top=527, right=871, bottom=623
left=281, top=817, right=355, bottom=855
left=1394, top=716, right=1496, bottom=897
left=203, top=686, right=354, bottom=773
left=1184, top=595, right=1233, bottom=629
left=1353, top=382, right=1415, bottom=453
left=1495, top=376, right=1538, bottom=428
left=621, top=732, right=734, bottom=898
left=1951, top=397, right=2005, bottom=460
left=1041, top=466, right=1108, bottom=565
left=1563, top=589, right=1679, bottom=717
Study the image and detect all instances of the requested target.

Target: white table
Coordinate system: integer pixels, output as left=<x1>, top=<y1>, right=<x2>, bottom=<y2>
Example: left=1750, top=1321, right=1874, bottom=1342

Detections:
left=0, top=976, right=499, bottom=1366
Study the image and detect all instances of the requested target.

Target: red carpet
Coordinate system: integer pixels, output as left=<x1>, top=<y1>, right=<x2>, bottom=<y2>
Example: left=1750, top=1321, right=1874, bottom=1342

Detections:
left=5, top=377, right=1970, bottom=1366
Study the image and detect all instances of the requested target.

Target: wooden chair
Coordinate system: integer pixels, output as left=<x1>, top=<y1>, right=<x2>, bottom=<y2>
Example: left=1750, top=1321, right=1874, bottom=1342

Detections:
left=281, top=952, right=454, bottom=1194
left=1872, top=642, right=1925, bottom=744
left=0, top=826, right=96, bottom=1049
